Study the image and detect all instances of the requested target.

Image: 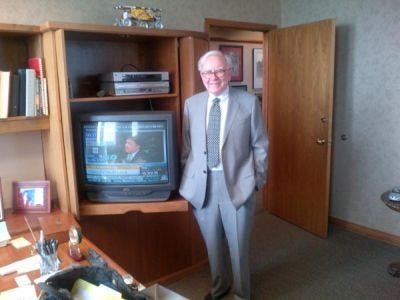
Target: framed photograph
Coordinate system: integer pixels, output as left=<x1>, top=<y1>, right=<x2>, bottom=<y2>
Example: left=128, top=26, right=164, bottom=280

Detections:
left=252, top=48, right=263, bottom=89
left=219, top=45, right=243, bottom=82
left=13, top=181, right=51, bottom=214
left=0, top=178, right=4, bottom=221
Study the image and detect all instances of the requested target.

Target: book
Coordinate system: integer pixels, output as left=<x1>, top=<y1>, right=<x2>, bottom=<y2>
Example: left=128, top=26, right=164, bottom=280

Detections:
left=17, top=69, right=26, bottom=116
left=25, top=69, right=36, bottom=117
left=0, top=71, right=11, bottom=119
left=28, top=57, right=48, bottom=116
left=8, top=74, right=20, bottom=117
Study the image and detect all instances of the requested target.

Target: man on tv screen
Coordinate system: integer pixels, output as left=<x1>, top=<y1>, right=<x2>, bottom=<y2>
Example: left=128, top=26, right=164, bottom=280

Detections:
left=120, top=135, right=147, bottom=163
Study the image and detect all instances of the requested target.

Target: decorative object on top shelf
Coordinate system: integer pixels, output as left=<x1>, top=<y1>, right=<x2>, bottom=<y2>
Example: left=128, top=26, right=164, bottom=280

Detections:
left=114, top=5, right=164, bottom=29
left=12, top=180, right=51, bottom=214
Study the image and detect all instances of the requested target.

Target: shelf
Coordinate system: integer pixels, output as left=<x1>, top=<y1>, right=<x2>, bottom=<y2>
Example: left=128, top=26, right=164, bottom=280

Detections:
left=79, top=198, right=189, bottom=216
left=0, top=116, right=50, bottom=134
left=70, top=93, right=179, bottom=103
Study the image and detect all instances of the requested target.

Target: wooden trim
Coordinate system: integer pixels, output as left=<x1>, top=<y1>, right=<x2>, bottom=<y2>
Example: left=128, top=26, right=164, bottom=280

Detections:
left=0, top=116, right=49, bottom=134
left=79, top=199, right=189, bottom=216
left=0, top=22, right=40, bottom=34
left=40, top=21, right=207, bottom=39
left=330, top=216, right=400, bottom=247
left=209, top=37, right=263, bottom=44
left=204, top=18, right=276, bottom=34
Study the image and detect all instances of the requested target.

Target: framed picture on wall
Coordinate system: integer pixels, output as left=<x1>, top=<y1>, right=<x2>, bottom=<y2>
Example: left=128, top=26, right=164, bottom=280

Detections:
left=252, top=48, right=263, bottom=90
left=12, top=181, right=51, bottom=214
left=219, top=45, right=243, bottom=82
left=0, top=178, right=4, bottom=221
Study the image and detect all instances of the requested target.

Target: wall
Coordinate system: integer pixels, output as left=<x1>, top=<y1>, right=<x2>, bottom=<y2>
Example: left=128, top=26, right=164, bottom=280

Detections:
left=0, top=0, right=280, bottom=31
left=0, top=0, right=281, bottom=210
left=281, top=0, right=400, bottom=235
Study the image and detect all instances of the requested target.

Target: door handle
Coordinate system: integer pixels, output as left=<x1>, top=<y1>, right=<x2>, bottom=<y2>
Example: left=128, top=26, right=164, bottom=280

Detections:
left=316, top=138, right=326, bottom=145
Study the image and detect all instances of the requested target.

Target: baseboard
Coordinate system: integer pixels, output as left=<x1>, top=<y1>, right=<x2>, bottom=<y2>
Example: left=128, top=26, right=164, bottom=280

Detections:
left=329, top=216, right=400, bottom=247
left=145, top=259, right=209, bottom=286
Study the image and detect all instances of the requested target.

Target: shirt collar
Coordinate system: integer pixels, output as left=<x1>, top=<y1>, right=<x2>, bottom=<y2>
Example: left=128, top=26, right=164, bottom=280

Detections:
left=208, top=87, right=229, bottom=103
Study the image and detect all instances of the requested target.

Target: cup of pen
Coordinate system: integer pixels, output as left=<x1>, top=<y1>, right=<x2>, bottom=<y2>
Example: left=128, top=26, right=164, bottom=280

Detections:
left=36, top=237, right=60, bottom=275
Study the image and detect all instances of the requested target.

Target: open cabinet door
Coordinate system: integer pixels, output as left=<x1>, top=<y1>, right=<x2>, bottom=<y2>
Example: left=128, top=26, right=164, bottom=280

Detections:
left=266, top=19, right=335, bottom=238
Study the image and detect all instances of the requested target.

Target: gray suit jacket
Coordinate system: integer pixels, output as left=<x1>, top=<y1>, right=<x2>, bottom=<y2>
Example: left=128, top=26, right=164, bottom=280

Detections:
left=179, top=88, right=268, bottom=209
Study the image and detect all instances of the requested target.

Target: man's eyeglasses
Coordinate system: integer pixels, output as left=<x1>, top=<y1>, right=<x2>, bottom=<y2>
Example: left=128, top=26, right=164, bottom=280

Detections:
left=200, top=69, right=229, bottom=78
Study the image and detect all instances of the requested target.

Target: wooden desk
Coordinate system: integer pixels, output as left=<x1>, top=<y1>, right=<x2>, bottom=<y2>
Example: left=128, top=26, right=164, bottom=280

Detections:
left=0, top=212, right=130, bottom=294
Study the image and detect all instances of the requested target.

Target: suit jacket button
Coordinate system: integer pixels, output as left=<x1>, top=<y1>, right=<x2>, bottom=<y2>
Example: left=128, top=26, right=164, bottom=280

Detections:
left=204, top=151, right=207, bottom=155
left=203, top=170, right=207, bottom=174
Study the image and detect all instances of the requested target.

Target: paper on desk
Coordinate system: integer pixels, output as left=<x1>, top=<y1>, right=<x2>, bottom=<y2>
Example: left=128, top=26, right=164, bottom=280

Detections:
left=71, top=278, right=123, bottom=300
left=14, top=274, right=31, bottom=287
left=0, top=255, right=40, bottom=276
left=10, top=237, right=32, bottom=249
left=10, top=237, right=31, bottom=249
left=0, top=221, right=11, bottom=247
left=0, top=284, right=37, bottom=300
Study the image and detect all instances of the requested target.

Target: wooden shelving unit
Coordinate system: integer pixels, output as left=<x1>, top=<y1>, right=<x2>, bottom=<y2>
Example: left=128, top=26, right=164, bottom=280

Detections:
left=0, top=116, right=49, bottom=134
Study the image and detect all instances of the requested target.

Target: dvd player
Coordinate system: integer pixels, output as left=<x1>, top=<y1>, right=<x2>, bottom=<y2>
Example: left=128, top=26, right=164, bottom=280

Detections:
left=100, top=71, right=169, bottom=82
left=101, top=81, right=170, bottom=96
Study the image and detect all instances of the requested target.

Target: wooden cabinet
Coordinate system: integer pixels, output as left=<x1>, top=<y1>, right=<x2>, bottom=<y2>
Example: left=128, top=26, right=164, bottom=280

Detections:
left=38, top=22, right=209, bottom=283
left=0, top=24, right=48, bottom=133
left=0, top=23, right=68, bottom=207
left=40, top=22, right=208, bottom=217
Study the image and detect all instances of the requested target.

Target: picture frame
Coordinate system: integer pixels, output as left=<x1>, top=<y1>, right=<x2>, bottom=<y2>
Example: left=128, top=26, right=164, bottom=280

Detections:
left=219, top=45, right=243, bottom=82
left=0, top=178, right=4, bottom=221
left=252, top=48, right=263, bottom=89
left=13, top=180, right=51, bottom=214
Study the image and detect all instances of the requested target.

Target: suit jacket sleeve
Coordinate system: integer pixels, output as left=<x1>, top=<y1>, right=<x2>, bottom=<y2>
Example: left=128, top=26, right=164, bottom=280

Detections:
left=251, top=97, right=269, bottom=190
left=181, top=100, right=191, bottom=169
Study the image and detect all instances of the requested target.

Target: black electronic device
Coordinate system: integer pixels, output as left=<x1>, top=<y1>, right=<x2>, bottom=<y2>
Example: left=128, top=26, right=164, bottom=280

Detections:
left=74, top=111, right=178, bottom=203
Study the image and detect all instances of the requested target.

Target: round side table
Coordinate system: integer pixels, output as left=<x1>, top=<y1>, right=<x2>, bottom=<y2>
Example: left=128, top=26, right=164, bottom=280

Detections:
left=381, top=191, right=400, bottom=277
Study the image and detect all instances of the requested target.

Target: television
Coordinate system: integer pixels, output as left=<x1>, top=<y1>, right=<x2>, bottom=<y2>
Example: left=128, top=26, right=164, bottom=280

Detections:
left=74, top=111, right=178, bottom=203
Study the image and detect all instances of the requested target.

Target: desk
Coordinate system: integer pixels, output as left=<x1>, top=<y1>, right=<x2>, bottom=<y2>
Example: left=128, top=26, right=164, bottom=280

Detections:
left=0, top=212, right=130, bottom=294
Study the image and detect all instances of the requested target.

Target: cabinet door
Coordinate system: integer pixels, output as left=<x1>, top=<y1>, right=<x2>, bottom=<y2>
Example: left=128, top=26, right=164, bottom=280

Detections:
left=266, top=19, right=335, bottom=238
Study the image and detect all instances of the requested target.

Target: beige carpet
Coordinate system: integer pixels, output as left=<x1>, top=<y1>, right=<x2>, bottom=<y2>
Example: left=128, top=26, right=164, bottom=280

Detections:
left=167, top=210, right=400, bottom=299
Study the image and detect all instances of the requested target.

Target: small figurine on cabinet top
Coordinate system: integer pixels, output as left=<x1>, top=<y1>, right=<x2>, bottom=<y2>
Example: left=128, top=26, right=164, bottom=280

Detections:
left=114, top=5, right=164, bottom=29
left=68, top=225, right=83, bottom=261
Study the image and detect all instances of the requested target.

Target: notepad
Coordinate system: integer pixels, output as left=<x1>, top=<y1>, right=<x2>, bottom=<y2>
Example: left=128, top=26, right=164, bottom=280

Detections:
left=10, top=237, right=31, bottom=249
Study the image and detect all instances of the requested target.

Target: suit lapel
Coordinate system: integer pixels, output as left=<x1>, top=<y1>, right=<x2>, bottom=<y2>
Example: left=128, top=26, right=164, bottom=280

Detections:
left=197, top=93, right=209, bottom=144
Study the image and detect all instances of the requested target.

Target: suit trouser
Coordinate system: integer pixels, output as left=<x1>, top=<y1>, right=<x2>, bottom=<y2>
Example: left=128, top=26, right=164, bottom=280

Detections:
left=192, top=170, right=256, bottom=300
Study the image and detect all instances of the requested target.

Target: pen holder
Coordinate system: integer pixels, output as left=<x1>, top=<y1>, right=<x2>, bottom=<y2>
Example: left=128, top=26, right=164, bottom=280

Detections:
left=36, top=239, right=60, bottom=275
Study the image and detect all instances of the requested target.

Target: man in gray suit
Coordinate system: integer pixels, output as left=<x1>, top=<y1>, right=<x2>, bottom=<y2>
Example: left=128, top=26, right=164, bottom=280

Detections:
left=179, top=50, right=268, bottom=300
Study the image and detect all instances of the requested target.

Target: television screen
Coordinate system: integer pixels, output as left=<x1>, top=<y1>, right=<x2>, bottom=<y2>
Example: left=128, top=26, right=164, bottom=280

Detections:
left=75, top=111, right=178, bottom=202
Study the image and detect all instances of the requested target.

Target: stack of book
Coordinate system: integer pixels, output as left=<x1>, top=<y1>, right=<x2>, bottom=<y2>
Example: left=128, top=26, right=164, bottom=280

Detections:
left=0, top=57, right=48, bottom=119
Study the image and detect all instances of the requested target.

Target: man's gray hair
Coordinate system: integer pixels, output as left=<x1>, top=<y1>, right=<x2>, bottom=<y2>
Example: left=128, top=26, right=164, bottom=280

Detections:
left=197, top=50, right=233, bottom=71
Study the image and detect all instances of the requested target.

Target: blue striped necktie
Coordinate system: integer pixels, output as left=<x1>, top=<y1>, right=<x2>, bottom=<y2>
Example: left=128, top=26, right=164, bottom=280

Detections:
left=207, top=98, right=221, bottom=168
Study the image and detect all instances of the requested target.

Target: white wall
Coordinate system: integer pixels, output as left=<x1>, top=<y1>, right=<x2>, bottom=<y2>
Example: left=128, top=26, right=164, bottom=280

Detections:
left=0, top=0, right=280, bottom=31
left=281, top=0, right=400, bottom=235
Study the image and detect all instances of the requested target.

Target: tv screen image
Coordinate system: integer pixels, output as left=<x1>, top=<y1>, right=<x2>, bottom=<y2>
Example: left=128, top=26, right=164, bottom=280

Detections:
left=75, top=111, right=178, bottom=203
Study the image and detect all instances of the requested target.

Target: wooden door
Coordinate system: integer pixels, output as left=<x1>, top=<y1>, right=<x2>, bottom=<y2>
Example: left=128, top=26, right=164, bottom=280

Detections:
left=266, top=19, right=335, bottom=238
